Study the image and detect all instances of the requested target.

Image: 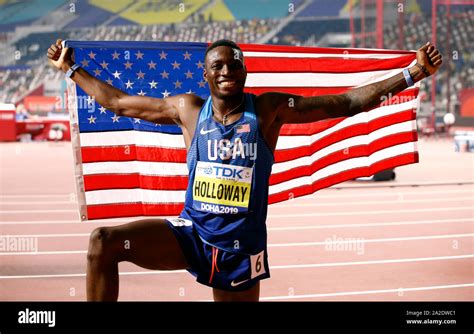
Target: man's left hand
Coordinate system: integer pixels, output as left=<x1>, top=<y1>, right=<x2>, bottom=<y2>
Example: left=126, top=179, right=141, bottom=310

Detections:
left=416, top=42, right=443, bottom=77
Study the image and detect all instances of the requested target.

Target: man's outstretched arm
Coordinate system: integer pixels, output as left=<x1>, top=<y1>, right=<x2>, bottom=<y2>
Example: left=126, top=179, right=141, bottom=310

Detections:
left=47, top=39, right=202, bottom=125
left=265, top=42, right=442, bottom=125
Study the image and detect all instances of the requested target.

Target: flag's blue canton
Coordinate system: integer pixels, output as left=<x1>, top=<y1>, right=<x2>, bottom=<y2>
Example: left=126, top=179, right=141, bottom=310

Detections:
left=65, top=41, right=209, bottom=134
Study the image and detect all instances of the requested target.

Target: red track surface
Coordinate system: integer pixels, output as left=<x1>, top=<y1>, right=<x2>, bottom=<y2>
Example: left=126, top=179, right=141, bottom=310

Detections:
left=0, top=138, right=473, bottom=301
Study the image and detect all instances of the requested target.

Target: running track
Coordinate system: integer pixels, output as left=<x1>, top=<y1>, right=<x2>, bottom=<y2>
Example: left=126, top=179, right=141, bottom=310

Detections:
left=0, top=138, right=473, bottom=301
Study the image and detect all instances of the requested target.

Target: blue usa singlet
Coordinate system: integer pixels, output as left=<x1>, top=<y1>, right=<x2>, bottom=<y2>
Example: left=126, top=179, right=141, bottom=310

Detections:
left=179, top=93, right=274, bottom=255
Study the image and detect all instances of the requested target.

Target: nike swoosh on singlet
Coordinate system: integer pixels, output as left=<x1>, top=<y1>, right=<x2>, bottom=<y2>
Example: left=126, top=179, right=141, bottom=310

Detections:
left=230, top=278, right=250, bottom=287
left=200, top=128, right=218, bottom=135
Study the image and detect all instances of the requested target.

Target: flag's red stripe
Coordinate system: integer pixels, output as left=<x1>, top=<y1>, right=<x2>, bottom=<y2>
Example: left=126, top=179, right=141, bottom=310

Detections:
left=84, top=174, right=188, bottom=191
left=240, top=43, right=414, bottom=55
left=270, top=131, right=417, bottom=186
left=82, top=146, right=187, bottom=163
left=87, top=202, right=184, bottom=219
left=245, top=55, right=414, bottom=73
left=268, top=152, right=418, bottom=204
left=277, top=108, right=416, bottom=161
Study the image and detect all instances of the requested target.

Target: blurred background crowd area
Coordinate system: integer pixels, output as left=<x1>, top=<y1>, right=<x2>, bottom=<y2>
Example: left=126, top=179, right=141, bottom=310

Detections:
left=0, top=0, right=472, bottom=134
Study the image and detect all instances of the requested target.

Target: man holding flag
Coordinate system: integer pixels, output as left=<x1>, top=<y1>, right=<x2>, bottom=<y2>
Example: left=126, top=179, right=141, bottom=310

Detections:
left=47, top=38, right=441, bottom=302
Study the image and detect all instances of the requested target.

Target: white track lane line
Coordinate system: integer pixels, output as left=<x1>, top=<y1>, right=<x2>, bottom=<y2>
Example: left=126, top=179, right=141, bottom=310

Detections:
left=272, top=197, right=474, bottom=207
left=0, top=228, right=474, bottom=241
left=268, top=218, right=474, bottom=231
left=1, top=186, right=472, bottom=200
left=0, top=218, right=151, bottom=225
left=0, top=209, right=78, bottom=213
left=3, top=218, right=473, bottom=238
left=258, top=283, right=474, bottom=301
left=1, top=234, right=473, bottom=255
left=305, top=188, right=474, bottom=199
left=1, top=254, right=472, bottom=279
left=270, top=206, right=473, bottom=218
left=0, top=194, right=71, bottom=199
left=1, top=206, right=472, bottom=221
left=1, top=201, right=77, bottom=205
left=2, top=195, right=472, bottom=207
left=268, top=233, right=474, bottom=247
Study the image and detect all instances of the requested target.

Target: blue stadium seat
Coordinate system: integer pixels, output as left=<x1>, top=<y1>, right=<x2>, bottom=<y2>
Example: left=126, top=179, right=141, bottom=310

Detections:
left=0, top=0, right=66, bottom=31
left=297, top=0, right=346, bottom=18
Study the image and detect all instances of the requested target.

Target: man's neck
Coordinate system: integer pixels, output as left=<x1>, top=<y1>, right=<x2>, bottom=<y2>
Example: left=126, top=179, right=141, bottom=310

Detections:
left=211, top=94, right=244, bottom=115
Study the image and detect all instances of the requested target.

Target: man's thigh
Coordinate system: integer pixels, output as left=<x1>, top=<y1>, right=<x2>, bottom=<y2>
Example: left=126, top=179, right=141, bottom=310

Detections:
left=105, top=218, right=189, bottom=270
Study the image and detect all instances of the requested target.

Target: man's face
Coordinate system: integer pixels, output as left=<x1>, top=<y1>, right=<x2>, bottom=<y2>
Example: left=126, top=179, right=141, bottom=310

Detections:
left=204, top=46, right=247, bottom=99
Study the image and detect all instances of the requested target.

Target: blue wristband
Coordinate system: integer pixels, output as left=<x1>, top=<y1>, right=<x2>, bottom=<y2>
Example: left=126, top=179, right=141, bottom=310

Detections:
left=65, top=63, right=80, bottom=79
left=402, top=68, right=414, bottom=87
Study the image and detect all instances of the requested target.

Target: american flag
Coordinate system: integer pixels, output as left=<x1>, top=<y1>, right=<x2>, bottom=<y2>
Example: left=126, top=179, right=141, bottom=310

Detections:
left=64, top=41, right=419, bottom=221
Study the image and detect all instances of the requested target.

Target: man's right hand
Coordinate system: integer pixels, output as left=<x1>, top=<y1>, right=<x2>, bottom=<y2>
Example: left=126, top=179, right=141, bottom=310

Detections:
left=47, top=39, right=74, bottom=72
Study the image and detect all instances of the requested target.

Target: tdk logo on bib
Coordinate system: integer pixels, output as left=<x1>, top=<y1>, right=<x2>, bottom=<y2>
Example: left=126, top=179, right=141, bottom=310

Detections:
left=214, top=166, right=250, bottom=179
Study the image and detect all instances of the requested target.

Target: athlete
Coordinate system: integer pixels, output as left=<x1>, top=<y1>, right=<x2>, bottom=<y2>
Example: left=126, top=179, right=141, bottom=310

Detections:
left=47, top=39, right=442, bottom=301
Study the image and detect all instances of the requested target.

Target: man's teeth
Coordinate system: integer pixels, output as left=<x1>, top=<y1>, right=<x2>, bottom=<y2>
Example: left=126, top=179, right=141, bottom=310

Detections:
left=220, top=81, right=235, bottom=87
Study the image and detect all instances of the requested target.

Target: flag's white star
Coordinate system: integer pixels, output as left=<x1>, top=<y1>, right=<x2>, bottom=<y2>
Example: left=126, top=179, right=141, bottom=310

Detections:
left=147, top=60, right=157, bottom=69
left=88, top=115, right=96, bottom=124
left=125, top=80, right=134, bottom=89
left=99, top=106, right=107, bottom=114
left=135, top=50, right=144, bottom=60
left=149, top=80, right=158, bottom=89
left=112, top=70, right=122, bottom=79
left=99, top=60, right=109, bottom=69
left=160, top=70, right=169, bottom=79
left=80, top=59, right=90, bottom=67
left=86, top=95, right=94, bottom=105
left=159, top=50, right=168, bottom=60
left=173, top=80, right=182, bottom=89
left=106, top=78, right=114, bottom=85
left=186, top=89, right=194, bottom=94
left=184, top=70, right=194, bottom=79
left=111, top=51, right=120, bottom=59
left=134, top=118, right=141, bottom=124
left=195, top=60, right=204, bottom=69
left=137, top=90, right=146, bottom=96
left=183, top=51, right=192, bottom=60
left=161, top=89, right=171, bottom=98
left=88, top=51, right=96, bottom=59
left=136, top=70, right=145, bottom=79
left=93, top=68, right=102, bottom=76
left=111, top=114, right=120, bottom=123
left=197, top=79, right=206, bottom=88
left=171, top=60, right=181, bottom=69
left=124, top=61, right=133, bottom=69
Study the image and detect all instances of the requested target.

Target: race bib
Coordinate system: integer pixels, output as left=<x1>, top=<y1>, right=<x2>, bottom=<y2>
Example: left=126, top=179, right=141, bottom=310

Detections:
left=193, top=161, right=253, bottom=214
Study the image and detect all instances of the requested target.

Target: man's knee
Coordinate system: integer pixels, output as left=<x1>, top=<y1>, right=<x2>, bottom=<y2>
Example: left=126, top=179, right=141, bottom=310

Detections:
left=87, top=227, right=118, bottom=263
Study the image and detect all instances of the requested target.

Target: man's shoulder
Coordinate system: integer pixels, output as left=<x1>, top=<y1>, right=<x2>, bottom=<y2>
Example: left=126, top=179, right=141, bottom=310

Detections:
left=254, top=92, right=286, bottom=114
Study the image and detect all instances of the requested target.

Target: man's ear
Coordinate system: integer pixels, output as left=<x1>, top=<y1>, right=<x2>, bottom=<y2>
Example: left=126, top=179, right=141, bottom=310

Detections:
left=203, top=69, right=208, bottom=82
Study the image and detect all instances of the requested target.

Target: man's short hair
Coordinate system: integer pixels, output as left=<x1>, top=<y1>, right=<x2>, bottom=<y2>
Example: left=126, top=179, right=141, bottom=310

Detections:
left=205, top=39, right=244, bottom=62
